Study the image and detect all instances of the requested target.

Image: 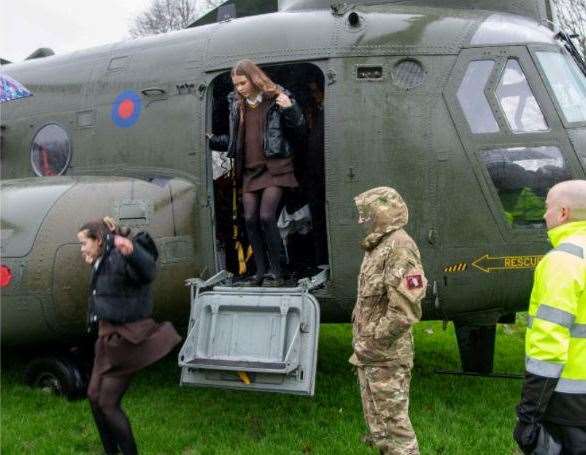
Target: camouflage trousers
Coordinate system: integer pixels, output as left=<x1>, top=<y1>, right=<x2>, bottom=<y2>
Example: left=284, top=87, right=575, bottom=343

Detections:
left=357, top=364, right=419, bottom=455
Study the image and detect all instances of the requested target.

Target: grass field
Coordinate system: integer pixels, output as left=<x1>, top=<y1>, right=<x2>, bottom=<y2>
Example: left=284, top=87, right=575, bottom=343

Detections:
left=1, top=320, right=526, bottom=454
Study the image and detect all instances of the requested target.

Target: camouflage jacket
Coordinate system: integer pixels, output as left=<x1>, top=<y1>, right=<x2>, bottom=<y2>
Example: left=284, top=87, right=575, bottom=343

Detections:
left=349, top=187, right=427, bottom=367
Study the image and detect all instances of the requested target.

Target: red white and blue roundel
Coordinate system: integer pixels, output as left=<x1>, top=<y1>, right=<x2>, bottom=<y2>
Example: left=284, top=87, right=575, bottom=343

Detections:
left=111, top=90, right=142, bottom=128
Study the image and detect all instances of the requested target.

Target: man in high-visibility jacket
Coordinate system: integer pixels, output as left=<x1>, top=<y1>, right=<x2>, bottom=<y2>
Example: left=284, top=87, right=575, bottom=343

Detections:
left=514, top=179, right=586, bottom=454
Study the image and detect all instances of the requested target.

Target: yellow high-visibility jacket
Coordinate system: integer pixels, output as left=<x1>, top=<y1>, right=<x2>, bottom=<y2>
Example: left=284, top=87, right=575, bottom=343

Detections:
left=525, top=220, right=586, bottom=425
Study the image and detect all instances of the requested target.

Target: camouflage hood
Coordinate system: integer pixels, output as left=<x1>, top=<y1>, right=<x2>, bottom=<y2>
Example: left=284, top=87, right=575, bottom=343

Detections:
left=354, top=186, right=409, bottom=251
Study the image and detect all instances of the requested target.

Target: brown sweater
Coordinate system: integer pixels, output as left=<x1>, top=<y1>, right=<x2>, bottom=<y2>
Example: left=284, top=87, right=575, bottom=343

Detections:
left=240, top=97, right=298, bottom=192
left=244, top=99, right=268, bottom=170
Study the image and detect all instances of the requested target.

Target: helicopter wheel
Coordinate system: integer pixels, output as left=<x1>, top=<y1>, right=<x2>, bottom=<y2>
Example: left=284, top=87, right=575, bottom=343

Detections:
left=24, top=356, right=87, bottom=400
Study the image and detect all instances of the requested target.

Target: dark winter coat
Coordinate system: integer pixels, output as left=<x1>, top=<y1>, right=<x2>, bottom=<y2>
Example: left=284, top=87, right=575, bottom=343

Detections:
left=209, top=89, right=305, bottom=177
left=88, top=232, right=157, bottom=325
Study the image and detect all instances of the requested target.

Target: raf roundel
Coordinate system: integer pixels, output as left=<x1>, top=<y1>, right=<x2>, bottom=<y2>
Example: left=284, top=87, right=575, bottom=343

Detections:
left=0, top=265, right=13, bottom=288
left=111, top=90, right=142, bottom=128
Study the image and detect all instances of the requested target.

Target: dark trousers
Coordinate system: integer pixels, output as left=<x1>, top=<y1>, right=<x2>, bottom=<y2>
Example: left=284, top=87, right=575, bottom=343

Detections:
left=545, top=422, right=586, bottom=455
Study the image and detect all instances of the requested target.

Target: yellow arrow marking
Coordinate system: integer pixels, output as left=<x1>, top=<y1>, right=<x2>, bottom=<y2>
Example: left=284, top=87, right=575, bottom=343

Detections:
left=471, top=254, right=543, bottom=273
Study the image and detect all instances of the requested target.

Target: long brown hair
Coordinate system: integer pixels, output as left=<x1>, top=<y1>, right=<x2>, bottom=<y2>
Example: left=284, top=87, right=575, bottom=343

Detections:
left=231, top=59, right=281, bottom=102
left=78, top=217, right=130, bottom=256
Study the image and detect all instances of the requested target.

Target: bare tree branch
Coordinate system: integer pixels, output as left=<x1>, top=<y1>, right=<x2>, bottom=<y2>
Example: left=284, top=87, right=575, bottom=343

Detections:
left=197, top=0, right=225, bottom=16
left=129, top=0, right=223, bottom=38
left=551, top=0, right=586, bottom=57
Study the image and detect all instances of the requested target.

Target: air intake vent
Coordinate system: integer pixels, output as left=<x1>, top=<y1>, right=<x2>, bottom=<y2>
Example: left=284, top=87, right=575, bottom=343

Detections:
left=391, top=59, right=425, bottom=89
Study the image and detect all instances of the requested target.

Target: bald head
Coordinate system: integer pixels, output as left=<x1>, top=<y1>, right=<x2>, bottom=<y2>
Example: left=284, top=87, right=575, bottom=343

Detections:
left=549, top=180, right=586, bottom=218
left=544, top=180, right=586, bottom=229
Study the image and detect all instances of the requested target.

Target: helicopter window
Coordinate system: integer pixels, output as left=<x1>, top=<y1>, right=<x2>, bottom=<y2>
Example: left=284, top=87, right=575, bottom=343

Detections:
left=30, top=124, right=71, bottom=177
left=496, top=59, right=548, bottom=133
left=535, top=51, right=586, bottom=124
left=480, top=146, right=571, bottom=228
left=457, top=60, right=499, bottom=134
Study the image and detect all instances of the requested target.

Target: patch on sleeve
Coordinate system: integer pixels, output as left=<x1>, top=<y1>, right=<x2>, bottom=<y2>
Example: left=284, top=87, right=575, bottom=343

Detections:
left=405, top=274, right=423, bottom=289
left=396, top=267, right=427, bottom=305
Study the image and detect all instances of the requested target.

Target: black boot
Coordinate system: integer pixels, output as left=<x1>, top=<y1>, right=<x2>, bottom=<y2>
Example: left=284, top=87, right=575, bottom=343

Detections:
left=260, top=219, right=283, bottom=286
left=244, top=217, right=267, bottom=284
left=234, top=274, right=264, bottom=287
left=262, top=272, right=284, bottom=287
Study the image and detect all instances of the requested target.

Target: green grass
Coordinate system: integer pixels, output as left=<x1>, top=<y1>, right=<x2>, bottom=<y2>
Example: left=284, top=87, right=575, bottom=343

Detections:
left=1, top=321, right=526, bottom=454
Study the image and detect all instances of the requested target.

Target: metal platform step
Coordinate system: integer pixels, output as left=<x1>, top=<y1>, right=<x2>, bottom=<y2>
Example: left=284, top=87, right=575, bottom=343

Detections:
left=178, top=268, right=327, bottom=395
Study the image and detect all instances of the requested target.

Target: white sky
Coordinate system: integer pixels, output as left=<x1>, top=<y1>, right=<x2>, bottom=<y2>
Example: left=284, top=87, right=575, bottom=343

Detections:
left=0, top=0, right=153, bottom=63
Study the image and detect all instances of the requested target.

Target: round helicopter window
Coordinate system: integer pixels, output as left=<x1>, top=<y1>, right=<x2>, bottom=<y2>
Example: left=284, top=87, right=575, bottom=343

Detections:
left=30, top=124, right=71, bottom=176
left=391, top=59, right=426, bottom=89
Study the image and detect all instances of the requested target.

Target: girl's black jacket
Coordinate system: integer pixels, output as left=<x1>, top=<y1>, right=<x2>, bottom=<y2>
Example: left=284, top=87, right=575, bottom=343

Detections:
left=88, top=232, right=158, bottom=326
left=209, top=89, right=305, bottom=162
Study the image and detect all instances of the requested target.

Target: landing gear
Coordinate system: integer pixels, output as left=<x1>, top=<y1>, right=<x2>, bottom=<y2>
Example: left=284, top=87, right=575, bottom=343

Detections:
left=454, top=322, right=496, bottom=374
left=435, top=321, right=522, bottom=379
left=24, top=354, right=89, bottom=400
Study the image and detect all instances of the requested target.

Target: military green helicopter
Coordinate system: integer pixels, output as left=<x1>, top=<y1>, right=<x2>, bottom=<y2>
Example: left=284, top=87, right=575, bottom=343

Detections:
left=1, top=0, right=585, bottom=397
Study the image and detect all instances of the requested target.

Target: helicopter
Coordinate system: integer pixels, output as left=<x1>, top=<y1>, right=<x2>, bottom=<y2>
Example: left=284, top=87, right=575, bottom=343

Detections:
left=1, top=0, right=585, bottom=397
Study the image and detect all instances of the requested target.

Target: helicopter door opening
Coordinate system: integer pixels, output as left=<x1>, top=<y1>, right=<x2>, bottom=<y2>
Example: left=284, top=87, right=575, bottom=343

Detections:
left=207, top=63, right=328, bottom=284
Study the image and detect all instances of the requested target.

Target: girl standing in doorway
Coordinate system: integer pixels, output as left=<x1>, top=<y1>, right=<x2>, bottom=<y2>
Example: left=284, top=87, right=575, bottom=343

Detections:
left=209, top=60, right=305, bottom=286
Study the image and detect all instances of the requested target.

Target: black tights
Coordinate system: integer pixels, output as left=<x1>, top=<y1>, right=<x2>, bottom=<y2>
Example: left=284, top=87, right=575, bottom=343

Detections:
left=242, top=186, right=283, bottom=277
left=89, top=374, right=137, bottom=455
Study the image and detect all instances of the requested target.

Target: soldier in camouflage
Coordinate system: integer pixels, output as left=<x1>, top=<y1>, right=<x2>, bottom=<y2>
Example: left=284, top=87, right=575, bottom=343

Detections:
left=349, top=186, right=427, bottom=455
